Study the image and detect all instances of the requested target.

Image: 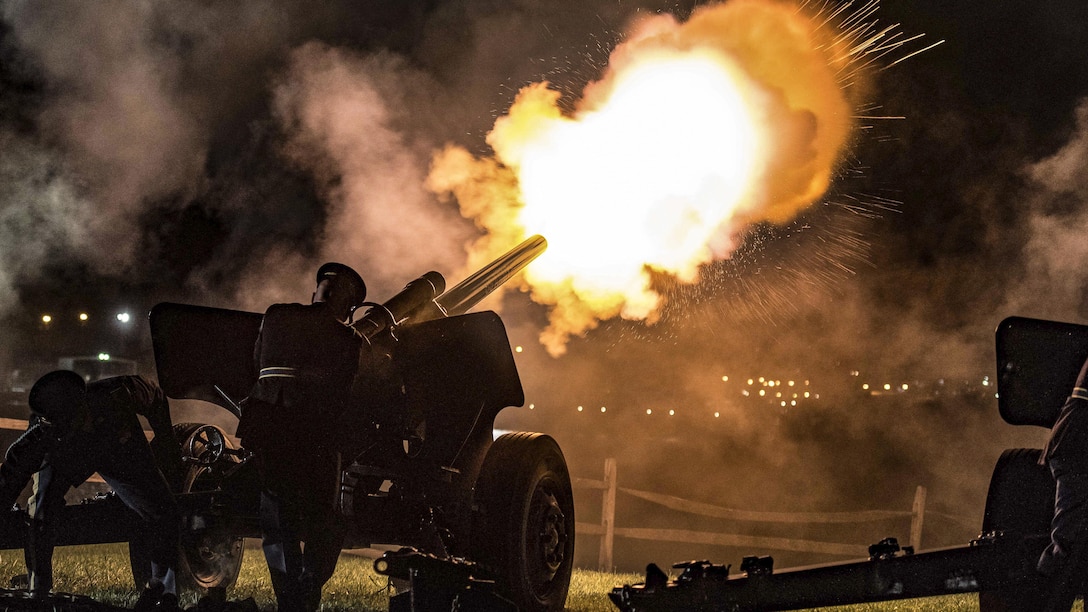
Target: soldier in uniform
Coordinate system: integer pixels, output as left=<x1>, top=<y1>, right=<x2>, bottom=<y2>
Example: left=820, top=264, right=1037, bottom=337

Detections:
left=1038, top=355, right=1088, bottom=610
left=0, top=371, right=181, bottom=611
left=237, top=262, right=366, bottom=612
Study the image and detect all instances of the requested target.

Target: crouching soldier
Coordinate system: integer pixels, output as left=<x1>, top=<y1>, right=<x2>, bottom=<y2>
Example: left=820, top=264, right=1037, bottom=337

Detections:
left=0, top=371, right=182, bottom=611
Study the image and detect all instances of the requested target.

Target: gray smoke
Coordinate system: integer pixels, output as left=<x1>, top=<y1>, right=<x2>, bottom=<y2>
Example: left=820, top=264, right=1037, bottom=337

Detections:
left=1004, top=100, right=1088, bottom=320
left=1, top=1, right=206, bottom=271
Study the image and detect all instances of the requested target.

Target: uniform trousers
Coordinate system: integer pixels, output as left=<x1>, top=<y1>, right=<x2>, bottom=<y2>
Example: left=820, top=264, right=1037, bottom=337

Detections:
left=256, top=444, right=344, bottom=612
left=28, top=438, right=178, bottom=593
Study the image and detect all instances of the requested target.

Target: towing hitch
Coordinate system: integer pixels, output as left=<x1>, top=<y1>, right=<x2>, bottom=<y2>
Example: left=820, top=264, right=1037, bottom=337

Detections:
left=373, top=547, right=517, bottom=612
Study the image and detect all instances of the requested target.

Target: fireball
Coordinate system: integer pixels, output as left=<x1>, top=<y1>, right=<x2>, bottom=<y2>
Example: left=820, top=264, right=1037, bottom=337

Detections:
left=429, top=0, right=895, bottom=355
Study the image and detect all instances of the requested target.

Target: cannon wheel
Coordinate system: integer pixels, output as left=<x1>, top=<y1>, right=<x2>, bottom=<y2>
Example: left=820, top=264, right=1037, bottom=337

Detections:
left=129, top=423, right=245, bottom=593
left=472, top=432, right=574, bottom=612
left=978, top=447, right=1054, bottom=611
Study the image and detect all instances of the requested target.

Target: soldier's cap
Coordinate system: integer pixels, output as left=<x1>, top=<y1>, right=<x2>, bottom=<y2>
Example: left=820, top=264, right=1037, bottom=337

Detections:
left=316, top=262, right=367, bottom=306
left=28, top=370, right=87, bottom=422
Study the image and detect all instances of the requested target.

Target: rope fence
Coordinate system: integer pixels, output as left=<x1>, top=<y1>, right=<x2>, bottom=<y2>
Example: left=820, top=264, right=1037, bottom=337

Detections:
left=573, top=457, right=971, bottom=571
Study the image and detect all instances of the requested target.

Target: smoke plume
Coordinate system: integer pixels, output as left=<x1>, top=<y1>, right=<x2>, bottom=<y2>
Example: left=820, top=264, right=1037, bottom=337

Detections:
left=429, top=0, right=859, bottom=355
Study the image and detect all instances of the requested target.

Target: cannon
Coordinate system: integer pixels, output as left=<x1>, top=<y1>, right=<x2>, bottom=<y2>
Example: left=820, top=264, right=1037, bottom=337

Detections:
left=1, top=235, right=574, bottom=611
left=609, top=315, right=1087, bottom=611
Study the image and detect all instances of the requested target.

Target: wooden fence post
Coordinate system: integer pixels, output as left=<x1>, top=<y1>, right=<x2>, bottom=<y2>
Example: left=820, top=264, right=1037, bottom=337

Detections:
left=909, top=485, right=927, bottom=551
left=598, top=458, right=617, bottom=571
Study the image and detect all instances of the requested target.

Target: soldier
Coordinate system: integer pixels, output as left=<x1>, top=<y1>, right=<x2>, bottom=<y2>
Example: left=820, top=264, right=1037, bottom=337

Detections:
left=237, top=262, right=366, bottom=612
left=1038, top=355, right=1088, bottom=610
left=0, top=371, right=181, bottom=611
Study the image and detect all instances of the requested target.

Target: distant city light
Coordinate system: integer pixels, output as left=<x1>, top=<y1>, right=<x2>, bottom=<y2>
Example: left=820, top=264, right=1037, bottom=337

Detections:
left=721, top=375, right=729, bottom=382
left=79, top=313, right=89, bottom=321
left=116, top=312, right=131, bottom=323
left=862, top=383, right=870, bottom=390
left=883, top=383, right=892, bottom=391
left=901, top=383, right=909, bottom=391
left=528, top=403, right=535, bottom=410
left=97, top=353, right=110, bottom=361
left=515, top=345, right=523, bottom=353
left=646, top=409, right=652, bottom=415
left=577, top=405, right=583, bottom=412
left=713, top=412, right=720, bottom=418
left=600, top=406, right=606, bottom=413
left=41, top=314, right=52, bottom=324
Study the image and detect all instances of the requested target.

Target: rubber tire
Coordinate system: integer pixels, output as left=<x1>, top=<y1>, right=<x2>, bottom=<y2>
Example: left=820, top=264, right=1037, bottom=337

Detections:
left=981, top=448, right=1055, bottom=536
left=978, top=447, right=1055, bottom=612
left=129, top=423, right=245, bottom=593
left=176, top=423, right=246, bottom=593
left=472, top=432, right=575, bottom=612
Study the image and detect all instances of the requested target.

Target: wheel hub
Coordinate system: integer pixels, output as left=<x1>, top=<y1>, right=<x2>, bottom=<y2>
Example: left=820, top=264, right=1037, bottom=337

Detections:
left=537, top=491, right=568, bottom=577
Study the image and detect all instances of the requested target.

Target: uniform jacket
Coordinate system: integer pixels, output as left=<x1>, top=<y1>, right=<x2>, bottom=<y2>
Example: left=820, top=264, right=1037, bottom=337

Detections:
left=237, top=301, right=362, bottom=446
left=0, top=376, right=172, bottom=508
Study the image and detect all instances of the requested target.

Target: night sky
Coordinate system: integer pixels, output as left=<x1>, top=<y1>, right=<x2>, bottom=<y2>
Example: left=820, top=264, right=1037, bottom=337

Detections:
left=3, top=0, right=1088, bottom=570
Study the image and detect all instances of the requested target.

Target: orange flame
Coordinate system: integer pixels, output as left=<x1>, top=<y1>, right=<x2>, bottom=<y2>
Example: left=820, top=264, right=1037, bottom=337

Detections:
left=429, top=0, right=860, bottom=355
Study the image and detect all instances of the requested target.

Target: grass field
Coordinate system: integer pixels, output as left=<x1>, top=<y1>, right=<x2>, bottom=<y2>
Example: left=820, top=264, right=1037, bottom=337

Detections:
left=0, top=543, right=1076, bottom=611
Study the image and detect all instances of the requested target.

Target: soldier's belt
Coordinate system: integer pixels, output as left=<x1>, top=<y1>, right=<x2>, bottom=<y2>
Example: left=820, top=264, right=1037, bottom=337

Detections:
left=259, top=367, right=300, bottom=379
left=258, top=367, right=329, bottom=383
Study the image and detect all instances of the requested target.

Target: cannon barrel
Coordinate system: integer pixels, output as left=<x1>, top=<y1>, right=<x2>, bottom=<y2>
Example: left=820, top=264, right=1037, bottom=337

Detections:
left=352, top=271, right=446, bottom=341
left=351, top=234, right=547, bottom=341
left=436, top=234, right=547, bottom=317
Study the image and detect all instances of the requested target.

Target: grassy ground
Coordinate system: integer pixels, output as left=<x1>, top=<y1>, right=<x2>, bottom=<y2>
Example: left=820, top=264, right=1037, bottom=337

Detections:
left=0, top=544, right=1078, bottom=611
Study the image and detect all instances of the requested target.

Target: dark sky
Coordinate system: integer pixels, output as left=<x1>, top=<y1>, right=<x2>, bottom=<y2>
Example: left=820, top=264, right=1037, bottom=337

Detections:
left=3, top=0, right=1088, bottom=569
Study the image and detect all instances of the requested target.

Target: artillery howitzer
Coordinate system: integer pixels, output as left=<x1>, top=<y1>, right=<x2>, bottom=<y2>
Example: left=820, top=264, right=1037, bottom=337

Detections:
left=0, top=235, right=575, bottom=611
left=610, top=316, right=1086, bottom=611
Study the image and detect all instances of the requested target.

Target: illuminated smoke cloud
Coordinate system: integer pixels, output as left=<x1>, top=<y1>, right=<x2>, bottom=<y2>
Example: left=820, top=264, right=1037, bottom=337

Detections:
left=0, top=1, right=466, bottom=315
left=269, top=43, right=474, bottom=295
left=429, top=0, right=857, bottom=355
left=1, top=2, right=206, bottom=271
left=0, top=133, right=95, bottom=310
left=1005, top=99, right=1088, bottom=320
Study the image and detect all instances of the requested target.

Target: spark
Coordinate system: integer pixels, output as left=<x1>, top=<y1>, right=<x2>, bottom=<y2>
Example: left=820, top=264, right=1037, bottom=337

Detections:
left=430, top=0, right=936, bottom=355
